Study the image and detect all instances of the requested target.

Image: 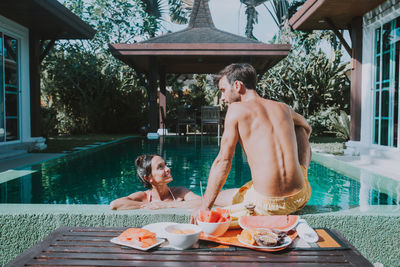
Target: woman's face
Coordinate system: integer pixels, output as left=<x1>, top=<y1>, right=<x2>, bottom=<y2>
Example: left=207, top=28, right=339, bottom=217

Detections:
left=148, top=156, right=172, bottom=185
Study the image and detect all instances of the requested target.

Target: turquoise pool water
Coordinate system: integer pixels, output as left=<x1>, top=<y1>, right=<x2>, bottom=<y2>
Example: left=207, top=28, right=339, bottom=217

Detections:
left=0, top=136, right=398, bottom=209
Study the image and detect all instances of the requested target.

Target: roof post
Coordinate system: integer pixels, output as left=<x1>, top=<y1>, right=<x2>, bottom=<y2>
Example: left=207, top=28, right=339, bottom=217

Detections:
left=349, top=16, right=363, bottom=141
left=146, top=57, right=159, bottom=133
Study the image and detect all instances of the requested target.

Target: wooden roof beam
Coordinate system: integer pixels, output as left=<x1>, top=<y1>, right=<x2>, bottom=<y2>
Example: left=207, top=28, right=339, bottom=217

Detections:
left=326, top=18, right=352, bottom=57
left=39, top=39, right=56, bottom=63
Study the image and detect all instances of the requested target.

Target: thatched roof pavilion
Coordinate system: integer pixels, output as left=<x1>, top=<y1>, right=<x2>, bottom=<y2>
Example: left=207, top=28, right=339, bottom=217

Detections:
left=110, top=0, right=291, bottom=133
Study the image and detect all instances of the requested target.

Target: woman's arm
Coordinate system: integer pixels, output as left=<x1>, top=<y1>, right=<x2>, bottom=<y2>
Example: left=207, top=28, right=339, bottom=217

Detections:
left=140, top=188, right=202, bottom=210
left=110, top=191, right=147, bottom=210
left=140, top=199, right=202, bottom=210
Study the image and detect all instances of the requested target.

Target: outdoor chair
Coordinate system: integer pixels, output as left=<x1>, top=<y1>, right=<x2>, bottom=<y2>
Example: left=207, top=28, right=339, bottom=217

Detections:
left=176, top=107, right=197, bottom=135
left=201, top=106, right=221, bottom=138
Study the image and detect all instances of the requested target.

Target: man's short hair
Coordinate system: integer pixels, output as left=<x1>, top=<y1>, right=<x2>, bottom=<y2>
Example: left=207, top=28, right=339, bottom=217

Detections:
left=217, top=63, right=257, bottom=90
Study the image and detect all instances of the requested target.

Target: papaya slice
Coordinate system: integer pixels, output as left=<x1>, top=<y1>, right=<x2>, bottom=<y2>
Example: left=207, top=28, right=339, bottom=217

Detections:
left=118, top=228, right=157, bottom=248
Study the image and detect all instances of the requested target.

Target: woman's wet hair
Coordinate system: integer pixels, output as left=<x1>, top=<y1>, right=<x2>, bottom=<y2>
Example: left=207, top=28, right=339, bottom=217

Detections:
left=218, top=63, right=257, bottom=90
left=135, top=154, right=159, bottom=189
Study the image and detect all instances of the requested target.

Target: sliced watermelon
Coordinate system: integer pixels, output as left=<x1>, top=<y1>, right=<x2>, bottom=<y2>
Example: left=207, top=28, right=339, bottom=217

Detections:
left=239, top=215, right=299, bottom=231
left=208, top=210, right=221, bottom=223
left=215, top=208, right=230, bottom=220
left=217, top=216, right=227, bottom=223
left=199, top=209, right=231, bottom=223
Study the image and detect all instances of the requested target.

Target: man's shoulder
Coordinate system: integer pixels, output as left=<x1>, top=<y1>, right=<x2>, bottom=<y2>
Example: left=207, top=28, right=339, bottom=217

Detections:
left=227, top=102, right=247, bottom=112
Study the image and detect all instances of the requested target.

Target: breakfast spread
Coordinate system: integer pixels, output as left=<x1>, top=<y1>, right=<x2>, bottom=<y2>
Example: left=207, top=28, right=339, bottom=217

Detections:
left=113, top=214, right=306, bottom=251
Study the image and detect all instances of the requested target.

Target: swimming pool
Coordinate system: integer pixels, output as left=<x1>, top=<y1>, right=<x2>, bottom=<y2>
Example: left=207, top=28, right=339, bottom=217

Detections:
left=0, top=136, right=399, bottom=209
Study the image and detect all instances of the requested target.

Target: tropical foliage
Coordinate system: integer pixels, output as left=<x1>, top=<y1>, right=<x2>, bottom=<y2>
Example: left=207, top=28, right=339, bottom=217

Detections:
left=329, top=110, right=350, bottom=140
left=259, top=27, right=350, bottom=136
left=241, top=0, right=290, bottom=40
left=41, top=0, right=350, bottom=139
left=41, top=0, right=193, bottom=135
left=41, top=0, right=149, bottom=135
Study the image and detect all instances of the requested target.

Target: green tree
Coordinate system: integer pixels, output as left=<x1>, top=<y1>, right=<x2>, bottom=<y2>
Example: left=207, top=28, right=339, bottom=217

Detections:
left=259, top=30, right=350, bottom=136
left=41, top=0, right=150, bottom=135
left=140, top=0, right=193, bottom=37
left=241, top=0, right=290, bottom=40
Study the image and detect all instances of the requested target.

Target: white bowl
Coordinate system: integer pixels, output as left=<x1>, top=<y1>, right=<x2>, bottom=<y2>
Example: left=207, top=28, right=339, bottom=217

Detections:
left=164, top=223, right=202, bottom=250
left=197, top=218, right=231, bottom=237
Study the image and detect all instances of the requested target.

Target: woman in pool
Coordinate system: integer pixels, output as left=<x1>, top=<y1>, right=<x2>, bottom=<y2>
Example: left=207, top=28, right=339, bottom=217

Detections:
left=110, top=154, right=201, bottom=210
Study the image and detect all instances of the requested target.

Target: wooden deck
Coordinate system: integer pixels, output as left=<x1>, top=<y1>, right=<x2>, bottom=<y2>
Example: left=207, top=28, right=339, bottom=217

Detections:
left=6, top=227, right=373, bottom=266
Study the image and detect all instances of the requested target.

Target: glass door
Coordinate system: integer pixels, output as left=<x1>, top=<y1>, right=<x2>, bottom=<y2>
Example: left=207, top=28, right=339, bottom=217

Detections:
left=0, top=32, right=20, bottom=142
left=0, top=32, right=4, bottom=142
left=373, top=17, right=400, bottom=147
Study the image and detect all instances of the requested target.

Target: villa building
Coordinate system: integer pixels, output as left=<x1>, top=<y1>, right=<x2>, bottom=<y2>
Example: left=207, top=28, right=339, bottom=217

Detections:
left=290, top=0, right=400, bottom=162
left=0, top=0, right=95, bottom=155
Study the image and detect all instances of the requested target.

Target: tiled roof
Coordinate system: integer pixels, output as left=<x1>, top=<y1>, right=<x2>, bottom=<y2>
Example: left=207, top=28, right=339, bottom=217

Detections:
left=142, top=27, right=260, bottom=44
left=142, top=0, right=260, bottom=44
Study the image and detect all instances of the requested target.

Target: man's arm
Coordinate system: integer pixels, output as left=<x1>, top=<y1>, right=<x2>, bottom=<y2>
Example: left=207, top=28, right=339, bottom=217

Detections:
left=110, top=191, right=147, bottom=210
left=290, top=108, right=312, bottom=137
left=200, top=106, right=239, bottom=210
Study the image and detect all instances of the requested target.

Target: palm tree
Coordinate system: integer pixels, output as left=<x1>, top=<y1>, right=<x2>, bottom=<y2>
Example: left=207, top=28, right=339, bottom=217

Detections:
left=140, top=0, right=193, bottom=37
left=241, top=0, right=290, bottom=40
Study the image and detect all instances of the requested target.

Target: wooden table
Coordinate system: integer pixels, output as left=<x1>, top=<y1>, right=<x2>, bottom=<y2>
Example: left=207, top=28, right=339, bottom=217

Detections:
left=7, top=227, right=373, bottom=266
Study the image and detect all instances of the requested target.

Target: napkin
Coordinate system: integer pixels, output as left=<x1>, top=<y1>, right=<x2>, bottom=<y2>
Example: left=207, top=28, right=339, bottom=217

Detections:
left=296, top=219, right=319, bottom=243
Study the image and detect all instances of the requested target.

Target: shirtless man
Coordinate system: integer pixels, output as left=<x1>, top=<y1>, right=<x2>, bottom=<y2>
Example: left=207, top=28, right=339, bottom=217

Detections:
left=191, top=63, right=312, bottom=220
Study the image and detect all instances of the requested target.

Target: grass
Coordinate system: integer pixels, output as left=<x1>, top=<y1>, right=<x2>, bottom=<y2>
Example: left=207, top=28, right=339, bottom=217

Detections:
left=36, top=134, right=135, bottom=153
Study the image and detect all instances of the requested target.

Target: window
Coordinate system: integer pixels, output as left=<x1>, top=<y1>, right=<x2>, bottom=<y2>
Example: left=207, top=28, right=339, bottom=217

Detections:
left=0, top=32, right=19, bottom=142
left=373, top=17, right=400, bottom=147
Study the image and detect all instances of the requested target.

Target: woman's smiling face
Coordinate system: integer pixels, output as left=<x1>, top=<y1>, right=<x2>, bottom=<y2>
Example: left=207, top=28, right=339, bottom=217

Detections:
left=148, top=156, right=173, bottom=185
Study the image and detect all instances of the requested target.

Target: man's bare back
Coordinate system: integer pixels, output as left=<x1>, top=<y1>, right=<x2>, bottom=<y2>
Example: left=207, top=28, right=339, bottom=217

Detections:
left=191, top=63, right=311, bottom=221
left=231, top=98, right=305, bottom=197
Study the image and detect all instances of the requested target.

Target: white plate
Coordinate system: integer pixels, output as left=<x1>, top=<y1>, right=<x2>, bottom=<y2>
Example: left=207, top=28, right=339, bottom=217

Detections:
left=142, top=222, right=178, bottom=239
left=238, top=235, right=292, bottom=249
left=110, top=237, right=165, bottom=251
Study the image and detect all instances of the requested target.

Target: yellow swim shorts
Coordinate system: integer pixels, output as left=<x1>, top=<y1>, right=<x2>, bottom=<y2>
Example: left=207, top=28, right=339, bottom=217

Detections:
left=230, top=166, right=312, bottom=215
